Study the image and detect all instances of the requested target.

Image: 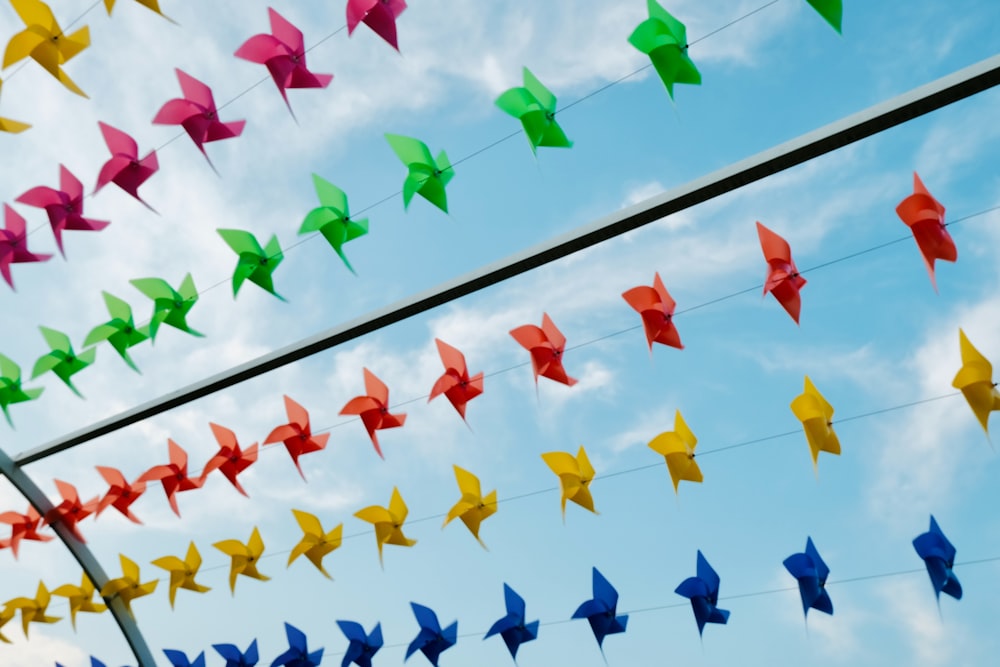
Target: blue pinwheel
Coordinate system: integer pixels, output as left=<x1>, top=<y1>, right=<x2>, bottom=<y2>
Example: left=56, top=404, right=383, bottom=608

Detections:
left=213, top=639, right=259, bottom=666
left=675, top=550, right=730, bottom=636
left=485, top=583, right=539, bottom=662
left=783, top=537, right=833, bottom=618
left=913, top=515, right=962, bottom=602
left=571, top=567, right=628, bottom=651
left=406, top=602, right=457, bottom=666
left=163, top=649, right=206, bottom=667
left=271, top=623, right=324, bottom=667
left=338, top=620, right=383, bottom=667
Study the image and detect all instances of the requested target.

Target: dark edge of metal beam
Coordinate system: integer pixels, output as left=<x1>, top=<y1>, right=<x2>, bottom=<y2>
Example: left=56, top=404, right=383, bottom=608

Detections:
left=0, top=448, right=156, bottom=667
left=16, top=53, right=1000, bottom=467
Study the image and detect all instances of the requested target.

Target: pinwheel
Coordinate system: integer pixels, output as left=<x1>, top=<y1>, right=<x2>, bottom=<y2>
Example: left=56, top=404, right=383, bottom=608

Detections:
left=0, top=607, right=13, bottom=643
left=0, top=354, right=44, bottom=426
left=31, top=326, right=96, bottom=397
left=622, top=272, right=683, bottom=352
left=0, top=506, right=53, bottom=557
left=216, top=228, right=285, bottom=300
left=16, top=165, right=109, bottom=256
left=100, top=554, right=158, bottom=615
left=43, top=479, right=98, bottom=542
left=137, top=439, right=204, bottom=516
left=1, top=204, right=52, bottom=290
left=339, top=367, right=406, bottom=459
left=104, top=0, right=175, bottom=22
left=485, top=584, right=538, bottom=662
left=212, top=639, right=258, bottom=667
left=495, top=67, right=572, bottom=153
left=3, top=0, right=91, bottom=97
left=805, top=0, right=843, bottom=33
left=509, top=312, right=578, bottom=387
left=783, top=537, right=833, bottom=618
left=95, top=122, right=160, bottom=211
left=541, top=446, right=597, bottom=519
left=896, top=172, right=955, bottom=290
left=213, top=527, right=270, bottom=594
left=354, top=487, right=416, bottom=566
left=443, top=465, right=496, bottom=548
left=913, top=515, right=962, bottom=603
left=952, top=329, right=1000, bottom=438
left=199, top=422, right=258, bottom=496
left=83, top=292, right=149, bottom=372
left=94, top=465, right=146, bottom=523
left=52, top=573, right=106, bottom=630
left=272, top=623, right=323, bottom=667
left=790, top=376, right=841, bottom=472
left=429, top=339, right=483, bottom=422
left=571, top=568, right=627, bottom=651
left=647, top=410, right=702, bottom=492
left=346, top=0, right=407, bottom=50
left=299, top=174, right=368, bottom=274
left=0, top=79, right=30, bottom=133
left=757, top=221, right=806, bottom=323
left=288, top=509, right=343, bottom=579
left=628, top=0, right=701, bottom=101
left=675, top=550, right=729, bottom=636
left=385, top=133, right=453, bottom=213
left=130, top=273, right=203, bottom=340
left=406, top=603, right=457, bottom=666
left=151, top=542, right=211, bottom=608
left=264, top=395, right=330, bottom=479
left=163, top=649, right=206, bottom=667
left=338, top=620, right=382, bottom=667
left=3, top=581, right=60, bottom=636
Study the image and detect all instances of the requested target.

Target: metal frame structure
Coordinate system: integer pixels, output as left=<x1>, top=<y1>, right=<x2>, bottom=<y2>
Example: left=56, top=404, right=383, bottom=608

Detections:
left=1, top=52, right=997, bottom=667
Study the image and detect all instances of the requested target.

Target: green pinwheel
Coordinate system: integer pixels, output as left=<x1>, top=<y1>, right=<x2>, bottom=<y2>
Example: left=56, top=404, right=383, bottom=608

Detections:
left=31, top=327, right=95, bottom=397
left=628, top=0, right=701, bottom=101
left=217, top=229, right=286, bottom=301
left=0, top=354, right=43, bottom=426
left=83, top=291, right=149, bottom=372
left=496, top=67, right=572, bottom=154
left=385, top=133, right=453, bottom=213
left=130, top=273, right=203, bottom=340
left=299, top=174, right=368, bottom=275
left=805, top=0, right=842, bottom=33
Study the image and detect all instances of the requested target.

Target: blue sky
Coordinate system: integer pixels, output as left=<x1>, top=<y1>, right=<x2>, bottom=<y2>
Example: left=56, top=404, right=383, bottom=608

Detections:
left=1, top=0, right=1000, bottom=665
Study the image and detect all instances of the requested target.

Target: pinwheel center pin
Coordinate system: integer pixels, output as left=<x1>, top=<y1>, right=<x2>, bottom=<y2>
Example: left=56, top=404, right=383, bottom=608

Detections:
left=66, top=355, right=75, bottom=362
left=124, top=326, right=133, bottom=334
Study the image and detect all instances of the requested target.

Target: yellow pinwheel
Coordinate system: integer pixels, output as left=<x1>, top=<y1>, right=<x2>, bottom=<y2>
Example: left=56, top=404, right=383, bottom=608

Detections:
left=100, top=554, right=158, bottom=615
left=104, top=0, right=176, bottom=22
left=0, top=79, right=29, bottom=134
left=648, top=410, right=703, bottom=493
left=151, top=542, right=211, bottom=608
left=3, top=0, right=91, bottom=97
left=4, top=581, right=61, bottom=636
left=288, top=509, right=342, bottom=579
left=354, top=487, right=416, bottom=567
left=790, top=376, right=841, bottom=472
left=0, top=605, right=15, bottom=643
left=541, top=446, right=597, bottom=519
left=213, top=527, right=270, bottom=594
left=953, top=329, right=1000, bottom=439
left=52, top=573, right=106, bottom=629
left=443, top=465, right=497, bottom=548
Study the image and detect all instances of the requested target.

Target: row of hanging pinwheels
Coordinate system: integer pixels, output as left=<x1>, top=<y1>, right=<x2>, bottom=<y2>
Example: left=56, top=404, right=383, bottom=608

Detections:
left=22, top=514, right=961, bottom=665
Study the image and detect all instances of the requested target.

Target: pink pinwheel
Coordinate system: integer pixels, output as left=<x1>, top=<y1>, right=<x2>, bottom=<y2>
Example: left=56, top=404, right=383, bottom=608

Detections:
left=1, top=204, right=52, bottom=290
left=95, top=122, right=159, bottom=211
left=346, top=0, right=407, bottom=50
left=16, top=165, right=109, bottom=256
left=152, top=69, right=246, bottom=171
left=234, top=7, right=333, bottom=116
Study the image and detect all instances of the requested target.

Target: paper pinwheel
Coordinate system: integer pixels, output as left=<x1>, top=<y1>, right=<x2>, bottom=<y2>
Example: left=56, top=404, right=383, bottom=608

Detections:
left=217, top=228, right=285, bottom=300
left=43, top=479, right=97, bottom=542
left=354, top=486, right=416, bottom=566
left=153, top=69, right=246, bottom=170
left=104, top=0, right=175, bottom=22
left=213, top=526, right=270, bottom=594
left=913, top=515, right=962, bottom=602
left=385, top=133, right=453, bottom=213
left=495, top=67, right=572, bottom=154
left=16, top=165, right=109, bottom=256
left=137, top=439, right=204, bottom=516
left=0, top=606, right=14, bottom=643
left=622, top=272, right=683, bottom=352
left=95, top=466, right=146, bottom=523
left=429, top=339, right=483, bottom=422
left=790, top=376, right=840, bottom=471
left=510, top=312, right=578, bottom=387
left=31, top=326, right=96, bottom=397
left=783, top=537, right=833, bottom=618
left=0, top=79, right=30, bottom=133
left=485, top=584, right=538, bottom=662
left=299, top=174, right=368, bottom=274
left=130, top=273, right=203, bottom=340
left=83, top=292, right=149, bottom=372
left=1, top=204, right=52, bottom=289
left=647, top=410, right=702, bottom=492
left=757, top=221, right=806, bottom=323
left=805, top=0, right=843, bottom=33
left=163, top=650, right=206, bottom=667
left=541, top=446, right=597, bottom=519
left=572, top=568, right=627, bottom=651
left=0, top=506, right=53, bottom=557
left=896, top=172, right=956, bottom=290
left=264, top=395, right=330, bottom=479
left=3, top=0, right=90, bottom=97
left=628, top=0, right=701, bottom=101
left=406, top=603, right=457, bottom=666
left=346, top=0, right=407, bottom=50
left=340, top=367, right=406, bottom=459
left=272, top=623, right=324, bottom=667
left=443, top=465, right=496, bottom=548
left=0, top=354, right=43, bottom=426
left=95, top=122, right=159, bottom=211
left=100, top=554, right=158, bottom=615
left=953, top=329, right=1000, bottom=438
left=51, top=573, right=107, bottom=630
left=212, top=639, right=259, bottom=667
left=199, top=422, right=258, bottom=496
left=4, top=581, right=61, bottom=636
left=151, top=541, right=211, bottom=608
left=288, top=509, right=343, bottom=579
left=338, top=620, right=383, bottom=667
left=675, top=550, right=730, bottom=636
left=235, top=8, right=332, bottom=116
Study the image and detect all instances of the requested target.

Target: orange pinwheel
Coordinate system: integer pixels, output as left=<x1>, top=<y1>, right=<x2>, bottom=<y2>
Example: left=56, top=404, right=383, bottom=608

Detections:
left=622, top=272, right=683, bottom=352
left=43, top=479, right=98, bottom=542
left=0, top=505, right=53, bottom=557
left=137, top=439, right=204, bottom=516
left=340, top=368, right=406, bottom=459
left=95, top=465, right=146, bottom=524
left=756, top=221, right=806, bottom=324
left=429, top=339, right=483, bottom=421
left=264, top=395, right=330, bottom=479
left=896, top=172, right=956, bottom=291
left=510, top=312, right=577, bottom=387
left=199, top=422, right=258, bottom=496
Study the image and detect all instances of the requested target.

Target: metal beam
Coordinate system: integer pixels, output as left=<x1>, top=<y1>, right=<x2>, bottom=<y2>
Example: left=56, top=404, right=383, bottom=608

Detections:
left=16, top=52, right=1000, bottom=467
left=0, top=447, right=157, bottom=667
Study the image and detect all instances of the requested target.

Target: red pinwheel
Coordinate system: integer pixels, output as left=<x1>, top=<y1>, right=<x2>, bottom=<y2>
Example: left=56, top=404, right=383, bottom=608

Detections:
left=16, top=165, right=109, bottom=257
left=42, top=479, right=98, bottom=543
left=1, top=204, right=52, bottom=290
left=95, top=465, right=146, bottom=524
left=509, top=312, right=578, bottom=387
left=428, top=338, right=483, bottom=422
left=199, top=423, right=258, bottom=497
left=346, top=0, right=407, bottom=50
left=756, top=221, right=806, bottom=324
left=95, top=122, right=159, bottom=211
left=896, top=172, right=956, bottom=291
left=137, top=439, right=204, bottom=517
left=340, top=368, right=406, bottom=459
left=234, top=7, right=333, bottom=116
left=263, top=395, right=329, bottom=480
left=0, top=505, right=53, bottom=557
left=622, top=272, right=683, bottom=352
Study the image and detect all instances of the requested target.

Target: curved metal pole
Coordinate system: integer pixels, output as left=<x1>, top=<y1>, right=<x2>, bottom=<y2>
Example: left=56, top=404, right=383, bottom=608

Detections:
left=0, top=448, right=156, bottom=667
